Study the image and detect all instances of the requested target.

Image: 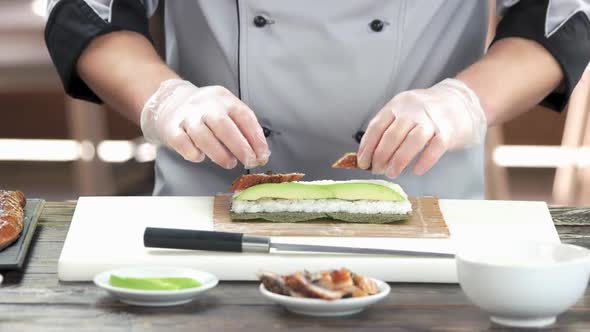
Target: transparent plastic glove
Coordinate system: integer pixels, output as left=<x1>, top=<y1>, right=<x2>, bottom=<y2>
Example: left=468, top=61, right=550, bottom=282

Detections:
left=357, top=78, right=487, bottom=178
left=140, top=79, right=270, bottom=169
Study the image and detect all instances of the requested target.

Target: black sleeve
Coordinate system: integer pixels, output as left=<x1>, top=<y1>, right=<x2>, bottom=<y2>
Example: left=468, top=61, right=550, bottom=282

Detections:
left=493, top=0, right=590, bottom=111
left=44, top=0, right=151, bottom=103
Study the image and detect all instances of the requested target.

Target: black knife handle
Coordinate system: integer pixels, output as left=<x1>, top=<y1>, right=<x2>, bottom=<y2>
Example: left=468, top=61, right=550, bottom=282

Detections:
left=144, top=227, right=244, bottom=252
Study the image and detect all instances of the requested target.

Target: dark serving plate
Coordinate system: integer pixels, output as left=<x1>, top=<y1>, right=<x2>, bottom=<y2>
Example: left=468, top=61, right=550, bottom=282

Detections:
left=0, top=199, right=45, bottom=270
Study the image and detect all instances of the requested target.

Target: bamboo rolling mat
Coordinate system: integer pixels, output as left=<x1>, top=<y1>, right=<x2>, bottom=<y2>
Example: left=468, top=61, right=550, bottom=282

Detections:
left=213, top=194, right=449, bottom=238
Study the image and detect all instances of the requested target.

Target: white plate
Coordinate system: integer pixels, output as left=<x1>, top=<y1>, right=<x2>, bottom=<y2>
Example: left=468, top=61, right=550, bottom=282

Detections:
left=94, top=267, right=218, bottom=307
left=259, top=278, right=390, bottom=317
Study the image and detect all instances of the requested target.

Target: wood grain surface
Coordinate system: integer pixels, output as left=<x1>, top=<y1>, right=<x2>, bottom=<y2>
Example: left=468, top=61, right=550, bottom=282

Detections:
left=213, top=195, right=449, bottom=238
left=0, top=201, right=588, bottom=332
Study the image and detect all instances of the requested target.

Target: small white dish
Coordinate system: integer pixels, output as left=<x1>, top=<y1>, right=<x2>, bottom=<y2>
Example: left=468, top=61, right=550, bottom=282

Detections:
left=457, top=242, right=590, bottom=328
left=94, top=267, right=218, bottom=307
left=259, top=278, right=390, bottom=317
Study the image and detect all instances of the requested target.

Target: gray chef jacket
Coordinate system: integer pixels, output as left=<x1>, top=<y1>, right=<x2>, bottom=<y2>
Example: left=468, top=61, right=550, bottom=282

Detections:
left=45, top=0, right=590, bottom=198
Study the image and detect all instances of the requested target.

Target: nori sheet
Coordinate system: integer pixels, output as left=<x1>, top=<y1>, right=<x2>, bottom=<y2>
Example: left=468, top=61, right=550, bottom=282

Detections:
left=230, top=211, right=410, bottom=223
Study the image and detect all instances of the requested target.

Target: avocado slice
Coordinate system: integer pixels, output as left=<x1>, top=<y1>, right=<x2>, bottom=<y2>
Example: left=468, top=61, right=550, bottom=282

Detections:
left=233, top=181, right=406, bottom=202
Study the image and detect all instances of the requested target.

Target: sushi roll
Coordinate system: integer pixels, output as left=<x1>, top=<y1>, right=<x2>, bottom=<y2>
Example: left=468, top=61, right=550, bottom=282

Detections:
left=229, top=174, right=412, bottom=223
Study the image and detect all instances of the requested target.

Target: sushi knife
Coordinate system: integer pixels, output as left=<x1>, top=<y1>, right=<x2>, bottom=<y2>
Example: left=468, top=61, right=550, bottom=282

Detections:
left=143, top=227, right=455, bottom=259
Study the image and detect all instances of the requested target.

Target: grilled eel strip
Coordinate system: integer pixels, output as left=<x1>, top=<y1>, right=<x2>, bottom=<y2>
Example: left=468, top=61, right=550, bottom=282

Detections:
left=0, top=191, right=26, bottom=250
left=229, top=172, right=305, bottom=192
left=259, top=268, right=379, bottom=300
left=331, top=152, right=372, bottom=170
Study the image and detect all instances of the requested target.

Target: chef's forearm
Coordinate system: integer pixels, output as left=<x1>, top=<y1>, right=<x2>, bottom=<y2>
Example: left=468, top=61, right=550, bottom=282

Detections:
left=76, top=31, right=179, bottom=124
left=456, top=37, right=563, bottom=127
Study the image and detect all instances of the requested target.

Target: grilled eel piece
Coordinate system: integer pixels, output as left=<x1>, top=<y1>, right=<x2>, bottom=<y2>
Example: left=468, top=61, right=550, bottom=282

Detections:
left=0, top=190, right=25, bottom=250
left=259, top=268, right=380, bottom=300
left=228, top=172, right=305, bottom=192
left=230, top=153, right=365, bottom=193
left=331, top=152, right=371, bottom=170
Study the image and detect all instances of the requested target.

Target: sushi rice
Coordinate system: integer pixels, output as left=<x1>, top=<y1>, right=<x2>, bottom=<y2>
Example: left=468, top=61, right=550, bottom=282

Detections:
left=231, top=198, right=412, bottom=215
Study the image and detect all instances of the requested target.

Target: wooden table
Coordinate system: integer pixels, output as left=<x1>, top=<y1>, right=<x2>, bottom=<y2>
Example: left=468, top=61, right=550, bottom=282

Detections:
left=1, top=202, right=589, bottom=331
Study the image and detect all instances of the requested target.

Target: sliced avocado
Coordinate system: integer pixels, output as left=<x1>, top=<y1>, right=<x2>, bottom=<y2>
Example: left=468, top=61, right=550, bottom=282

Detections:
left=327, top=182, right=404, bottom=201
left=234, top=182, right=331, bottom=201
left=233, top=181, right=405, bottom=201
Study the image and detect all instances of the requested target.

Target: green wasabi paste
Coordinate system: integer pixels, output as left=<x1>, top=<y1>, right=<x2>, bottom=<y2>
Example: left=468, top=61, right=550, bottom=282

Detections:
left=109, top=274, right=202, bottom=290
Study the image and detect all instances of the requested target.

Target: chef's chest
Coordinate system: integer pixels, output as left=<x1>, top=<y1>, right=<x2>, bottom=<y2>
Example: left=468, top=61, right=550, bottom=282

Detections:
left=164, top=1, right=488, bottom=124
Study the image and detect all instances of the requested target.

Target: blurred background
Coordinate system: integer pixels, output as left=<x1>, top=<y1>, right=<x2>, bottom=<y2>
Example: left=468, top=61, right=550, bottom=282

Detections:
left=1, top=0, right=589, bottom=205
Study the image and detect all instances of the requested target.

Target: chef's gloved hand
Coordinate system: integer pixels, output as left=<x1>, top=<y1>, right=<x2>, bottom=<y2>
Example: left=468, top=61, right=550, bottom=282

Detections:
left=357, top=78, right=487, bottom=178
left=140, top=79, right=270, bottom=169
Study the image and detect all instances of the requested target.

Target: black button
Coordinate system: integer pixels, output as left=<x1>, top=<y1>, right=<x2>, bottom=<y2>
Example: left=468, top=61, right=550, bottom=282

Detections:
left=262, top=126, right=272, bottom=137
left=253, top=16, right=268, bottom=28
left=354, top=131, right=365, bottom=143
left=370, top=19, right=384, bottom=32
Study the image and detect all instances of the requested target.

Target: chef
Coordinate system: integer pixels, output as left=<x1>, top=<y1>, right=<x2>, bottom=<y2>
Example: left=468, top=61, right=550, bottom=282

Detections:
left=45, top=1, right=590, bottom=198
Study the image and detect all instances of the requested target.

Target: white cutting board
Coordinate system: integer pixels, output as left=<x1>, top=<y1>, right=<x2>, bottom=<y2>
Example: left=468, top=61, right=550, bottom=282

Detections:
left=58, top=197, right=560, bottom=283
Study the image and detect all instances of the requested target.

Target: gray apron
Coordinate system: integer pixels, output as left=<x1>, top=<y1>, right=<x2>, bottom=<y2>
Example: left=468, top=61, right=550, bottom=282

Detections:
left=153, top=0, right=488, bottom=199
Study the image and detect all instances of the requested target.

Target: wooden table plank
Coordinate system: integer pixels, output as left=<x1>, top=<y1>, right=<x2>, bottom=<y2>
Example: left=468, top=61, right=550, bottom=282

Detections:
left=0, top=201, right=589, bottom=331
left=0, top=300, right=589, bottom=332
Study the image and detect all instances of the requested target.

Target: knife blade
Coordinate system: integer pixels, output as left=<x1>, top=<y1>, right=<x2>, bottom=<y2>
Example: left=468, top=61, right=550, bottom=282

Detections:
left=144, top=227, right=454, bottom=259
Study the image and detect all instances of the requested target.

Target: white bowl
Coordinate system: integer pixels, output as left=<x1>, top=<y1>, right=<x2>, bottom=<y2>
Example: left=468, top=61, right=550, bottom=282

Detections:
left=259, top=278, right=390, bottom=317
left=94, top=267, right=218, bottom=306
left=457, top=242, right=590, bottom=328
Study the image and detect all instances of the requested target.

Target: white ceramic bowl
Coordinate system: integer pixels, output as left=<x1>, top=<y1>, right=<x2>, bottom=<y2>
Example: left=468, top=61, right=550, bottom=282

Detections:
left=94, top=267, right=218, bottom=307
left=457, top=242, right=590, bottom=328
left=259, top=278, right=390, bottom=317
